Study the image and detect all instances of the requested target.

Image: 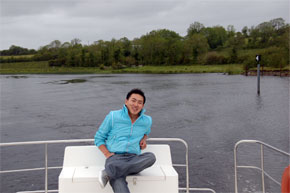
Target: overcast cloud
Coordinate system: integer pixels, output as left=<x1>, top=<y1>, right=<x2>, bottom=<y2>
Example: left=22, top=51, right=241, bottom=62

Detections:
left=0, top=0, right=289, bottom=50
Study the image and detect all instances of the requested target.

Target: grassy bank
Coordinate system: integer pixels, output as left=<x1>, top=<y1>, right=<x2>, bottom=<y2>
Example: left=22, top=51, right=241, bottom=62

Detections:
left=0, top=55, right=34, bottom=59
left=0, top=61, right=108, bottom=74
left=113, top=64, right=243, bottom=74
left=0, top=61, right=244, bottom=74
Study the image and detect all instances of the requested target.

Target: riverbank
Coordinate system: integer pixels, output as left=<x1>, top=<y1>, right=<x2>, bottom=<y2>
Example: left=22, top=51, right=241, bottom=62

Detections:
left=1, top=61, right=289, bottom=75
left=0, top=61, right=243, bottom=74
left=247, top=69, right=290, bottom=77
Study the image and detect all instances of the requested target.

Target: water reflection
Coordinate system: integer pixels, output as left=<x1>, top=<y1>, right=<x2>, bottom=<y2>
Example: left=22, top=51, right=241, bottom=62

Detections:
left=255, top=95, right=264, bottom=110
left=46, top=79, right=87, bottom=84
left=4, top=75, right=28, bottom=79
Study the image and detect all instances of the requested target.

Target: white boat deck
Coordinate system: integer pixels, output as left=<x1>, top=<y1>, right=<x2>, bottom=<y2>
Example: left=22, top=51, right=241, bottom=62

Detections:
left=0, top=138, right=216, bottom=193
left=59, top=145, right=178, bottom=193
left=4, top=138, right=289, bottom=193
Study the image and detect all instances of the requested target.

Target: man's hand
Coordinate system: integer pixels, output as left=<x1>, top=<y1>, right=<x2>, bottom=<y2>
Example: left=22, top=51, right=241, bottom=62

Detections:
left=140, top=135, right=148, bottom=150
left=99, top=144, right=115, bottom=158
left=105, top=152, right=115, bottom=159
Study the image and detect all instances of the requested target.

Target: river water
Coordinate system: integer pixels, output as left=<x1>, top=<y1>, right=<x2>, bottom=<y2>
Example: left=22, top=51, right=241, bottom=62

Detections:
left=0, top=74, right=289, bottom=193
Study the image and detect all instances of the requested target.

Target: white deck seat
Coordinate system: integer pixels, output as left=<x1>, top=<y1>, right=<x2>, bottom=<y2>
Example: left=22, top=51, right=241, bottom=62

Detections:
left=59, top=145, right=178, bottom=193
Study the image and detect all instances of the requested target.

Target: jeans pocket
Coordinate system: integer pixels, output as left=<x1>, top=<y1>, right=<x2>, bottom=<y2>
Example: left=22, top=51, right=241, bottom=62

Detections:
left=106, top=154, right=117, bottom=161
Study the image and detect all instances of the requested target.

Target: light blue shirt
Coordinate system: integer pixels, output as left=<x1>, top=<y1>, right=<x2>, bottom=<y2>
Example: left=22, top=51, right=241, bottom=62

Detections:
left=94, top=105, right=152, bottom=155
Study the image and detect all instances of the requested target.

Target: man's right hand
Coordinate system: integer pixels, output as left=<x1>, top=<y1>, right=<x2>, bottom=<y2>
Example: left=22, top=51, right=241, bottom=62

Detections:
left=105, top=152, right=115, bottom=159
left=98, top=144, right=115, bottom=158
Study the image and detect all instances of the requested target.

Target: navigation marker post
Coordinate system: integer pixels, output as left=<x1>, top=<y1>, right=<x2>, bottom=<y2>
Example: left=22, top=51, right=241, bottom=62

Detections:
left=256, top=55, right=261, bottom=95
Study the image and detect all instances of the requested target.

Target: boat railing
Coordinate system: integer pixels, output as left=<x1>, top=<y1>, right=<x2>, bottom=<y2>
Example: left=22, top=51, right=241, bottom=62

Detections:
left=234, top=139, right=290, bottom=193
left=0, top=138, right=216, bottom=193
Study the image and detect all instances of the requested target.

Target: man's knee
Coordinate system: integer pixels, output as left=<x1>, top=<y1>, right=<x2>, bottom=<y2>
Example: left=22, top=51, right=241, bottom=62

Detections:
left=143, top=152, right=156, bottom=165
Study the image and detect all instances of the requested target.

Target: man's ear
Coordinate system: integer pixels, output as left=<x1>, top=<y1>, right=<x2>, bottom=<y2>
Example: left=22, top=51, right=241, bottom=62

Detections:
left=125, top=99, right=128, bottom=105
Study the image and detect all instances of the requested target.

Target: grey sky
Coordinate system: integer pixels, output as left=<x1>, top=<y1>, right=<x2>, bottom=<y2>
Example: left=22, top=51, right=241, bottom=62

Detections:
left=0, top=0, right=289, bottom=50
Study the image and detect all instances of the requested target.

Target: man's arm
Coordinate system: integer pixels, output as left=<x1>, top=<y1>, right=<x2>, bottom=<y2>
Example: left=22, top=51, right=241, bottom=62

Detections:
left=98, top=144, right=115, bottom=158
left=95, top=112, right=112, bottom=147
left=140, top=116, right=152, bottom=150
left=139, top=134, right=148, bottom=150
left=95, top=112, right=114, bottom=158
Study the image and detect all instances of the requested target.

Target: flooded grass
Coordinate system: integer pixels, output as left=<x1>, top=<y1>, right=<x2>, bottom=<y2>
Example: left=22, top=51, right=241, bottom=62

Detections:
left=0, top=61, right=245, bottom=74
left=46, top=79, right=87, bottom=84
left=4, top=75, right=28, bottom=79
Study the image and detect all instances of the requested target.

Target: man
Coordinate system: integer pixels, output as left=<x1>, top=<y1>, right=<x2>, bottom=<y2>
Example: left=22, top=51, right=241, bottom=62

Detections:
left=94, top=88, right=156, bottom=193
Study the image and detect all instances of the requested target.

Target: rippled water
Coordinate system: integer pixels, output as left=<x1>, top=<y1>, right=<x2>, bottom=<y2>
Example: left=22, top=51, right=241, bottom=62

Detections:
left=0, top=74, right=289, bottom=193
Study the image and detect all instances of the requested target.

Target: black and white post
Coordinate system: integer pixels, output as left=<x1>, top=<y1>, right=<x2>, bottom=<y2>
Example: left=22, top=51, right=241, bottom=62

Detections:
left=256, top=55, right=261, bottom=95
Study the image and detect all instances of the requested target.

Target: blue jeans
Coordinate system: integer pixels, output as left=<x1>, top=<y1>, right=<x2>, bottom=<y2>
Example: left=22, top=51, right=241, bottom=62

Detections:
left=105, top=152, right=156, bottom=193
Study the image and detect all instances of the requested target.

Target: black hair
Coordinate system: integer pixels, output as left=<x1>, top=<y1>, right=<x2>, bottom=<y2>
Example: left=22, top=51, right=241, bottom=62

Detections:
left=126, top=88, right=146, bottom=104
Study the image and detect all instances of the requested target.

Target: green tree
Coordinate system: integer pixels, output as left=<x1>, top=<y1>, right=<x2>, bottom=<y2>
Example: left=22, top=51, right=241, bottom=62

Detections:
left=201, top=26, right=227, bottom=49
left=226, top=25, right=235, bottom=38
left=269, top=18, right=285, bottom=30
left=139, top=29, right=182, bottom=65
left=184, top=34, right=209, bottom=64
left=242, top=26, right=249, bottom=37
left=119, top=37, right=132, bottom=57
left=0, top=45, right=36, bottom=56
left=71, top=38, right=82, bottom=46
left=48, top=40, right=62, bottom=49
left=187, top=22, right=205, bottom=36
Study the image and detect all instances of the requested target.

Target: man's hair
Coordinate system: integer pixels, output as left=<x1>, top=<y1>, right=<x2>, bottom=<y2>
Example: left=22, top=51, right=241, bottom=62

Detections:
left=126, top=88, right=146, bottom=104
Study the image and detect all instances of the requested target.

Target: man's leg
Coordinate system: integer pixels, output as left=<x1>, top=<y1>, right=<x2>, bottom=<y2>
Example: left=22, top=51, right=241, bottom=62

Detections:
left=126, top=152, right=156, bottom=175
left=105, top=154, right=130, bottom=180
left=109, top=177, right=130, bottom=193
left=103, top=153, right=156, bottom=192
left=105, top=152, right=156, bottom=179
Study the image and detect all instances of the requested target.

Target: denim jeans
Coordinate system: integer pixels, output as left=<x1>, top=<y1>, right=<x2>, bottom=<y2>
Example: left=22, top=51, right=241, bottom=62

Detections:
left=105, top=152, right=156, bottom=193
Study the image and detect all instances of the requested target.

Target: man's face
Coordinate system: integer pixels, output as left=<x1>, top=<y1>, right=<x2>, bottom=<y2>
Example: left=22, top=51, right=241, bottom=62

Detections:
left=125, top=93, right=144, bottom=116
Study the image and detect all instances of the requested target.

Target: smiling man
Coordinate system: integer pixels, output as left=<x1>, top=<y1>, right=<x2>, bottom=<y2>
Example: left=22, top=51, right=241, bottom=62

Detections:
left=94, top=88, right=156, bottom=193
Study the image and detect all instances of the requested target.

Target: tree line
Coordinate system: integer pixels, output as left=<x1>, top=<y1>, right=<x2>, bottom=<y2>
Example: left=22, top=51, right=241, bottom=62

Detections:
left=0, top=45, right=36, bottom=56
left=1, top=18, right=289, bottom=69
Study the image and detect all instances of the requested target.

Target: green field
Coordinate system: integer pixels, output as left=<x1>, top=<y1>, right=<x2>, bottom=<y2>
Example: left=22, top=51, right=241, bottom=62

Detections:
left=0, top=55, right=34, bottom=59
left=113, top=64, right=243, bottom=74
left=0, top=61, right=107, bottom=74
left=0, top=61, right=244, bottom=74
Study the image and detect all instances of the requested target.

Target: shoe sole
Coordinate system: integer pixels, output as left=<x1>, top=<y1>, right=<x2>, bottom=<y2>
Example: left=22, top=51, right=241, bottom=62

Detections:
left=99, top=171, right=105, bottom=189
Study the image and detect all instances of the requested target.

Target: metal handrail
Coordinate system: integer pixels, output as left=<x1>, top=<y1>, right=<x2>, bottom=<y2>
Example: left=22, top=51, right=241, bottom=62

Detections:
left=0, top=138, right=216, bottom=193
left=234, top=139, right=290, bottom=193
left=147, top=138, right=190, bottom=192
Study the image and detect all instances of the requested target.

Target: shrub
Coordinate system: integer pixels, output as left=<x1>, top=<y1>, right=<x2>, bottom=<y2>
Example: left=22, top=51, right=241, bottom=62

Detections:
left=243, top=58, right=256, bottom=75
left=99, top=64, right=105, bottom=70
left=124, top=56, right=136, bottom=67
left=260, top=47, right=288, bottom=68
left=204, top=52, right=227, bottom=65
left=112, top=62, right=123, bottom=70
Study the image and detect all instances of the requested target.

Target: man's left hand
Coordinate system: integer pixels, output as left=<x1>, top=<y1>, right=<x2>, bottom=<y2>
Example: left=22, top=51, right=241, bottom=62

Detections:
left=140, top=135, right=147, bottom=150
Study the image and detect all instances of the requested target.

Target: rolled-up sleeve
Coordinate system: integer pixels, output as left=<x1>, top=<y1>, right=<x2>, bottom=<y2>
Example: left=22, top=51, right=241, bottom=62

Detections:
left=94, top=112, right=112, bottom=147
